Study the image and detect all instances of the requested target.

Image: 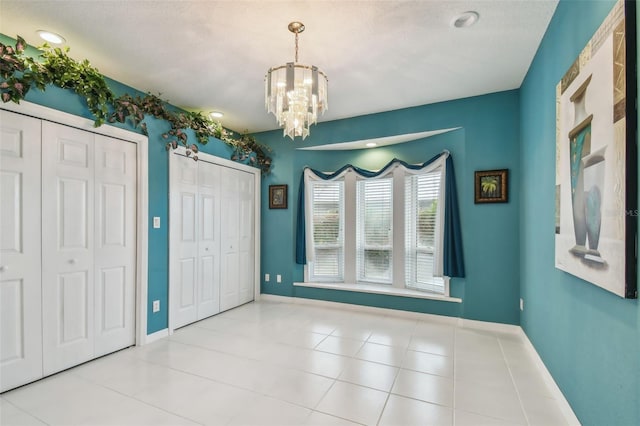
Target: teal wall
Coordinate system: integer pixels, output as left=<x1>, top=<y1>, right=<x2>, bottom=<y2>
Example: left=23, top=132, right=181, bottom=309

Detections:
left=256, top=90, right=522, bottom=324
left=519, top=1, right=639, bottom=425
left=0, top=34, right=234, bottom=334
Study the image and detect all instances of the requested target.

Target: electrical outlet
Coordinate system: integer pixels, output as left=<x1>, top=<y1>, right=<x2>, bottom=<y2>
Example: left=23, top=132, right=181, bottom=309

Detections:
left=265, top=273, right=270, bottom=282
left=277, top=274, right=282, bottom=283
left=153, top=300, right=160, bottom=313
left=520, top=298, right=524, bottom=311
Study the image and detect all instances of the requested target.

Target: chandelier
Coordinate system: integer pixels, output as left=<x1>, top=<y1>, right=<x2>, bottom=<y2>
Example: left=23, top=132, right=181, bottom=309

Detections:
left=265, top=21, right=328, bottom=140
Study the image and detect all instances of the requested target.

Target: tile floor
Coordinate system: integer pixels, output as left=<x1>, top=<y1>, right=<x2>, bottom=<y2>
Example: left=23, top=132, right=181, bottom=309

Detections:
left=1, top=300, right=570, bottom=426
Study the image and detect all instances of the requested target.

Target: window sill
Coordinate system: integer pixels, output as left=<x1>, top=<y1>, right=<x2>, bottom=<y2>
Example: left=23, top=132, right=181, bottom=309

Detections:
left=293, top=282, right=462, bottom=303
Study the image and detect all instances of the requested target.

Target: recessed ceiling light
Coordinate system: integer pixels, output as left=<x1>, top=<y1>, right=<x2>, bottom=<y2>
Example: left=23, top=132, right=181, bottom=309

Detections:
left=210, top=111, right=224, bottom=118
left=366, top=142, right=377, bottom=148
left=453, top=11, right=479, bottom=28
left=36, top=30, right=66, bottom=44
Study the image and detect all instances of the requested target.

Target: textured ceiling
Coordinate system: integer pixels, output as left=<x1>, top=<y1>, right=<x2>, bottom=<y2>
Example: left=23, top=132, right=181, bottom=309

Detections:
left=1, top=0, right=558, bottom=134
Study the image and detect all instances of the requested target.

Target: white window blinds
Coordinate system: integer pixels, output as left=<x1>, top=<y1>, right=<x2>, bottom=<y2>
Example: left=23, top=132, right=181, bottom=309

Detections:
left=356, top=178, right=393, bottom=284
left=405, top=170, right=445, bottom=293
left=309, top=180, right=344, bottom=281
left=301, top=152, right=456, bottom=296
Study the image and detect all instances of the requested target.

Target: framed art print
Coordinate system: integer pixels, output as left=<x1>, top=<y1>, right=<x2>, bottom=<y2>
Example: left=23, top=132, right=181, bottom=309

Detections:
left=269, top=184, right=288, bottom=209
left=475, top=169, right=508, bottom=204
left=555, top=0, right=637, bottom=298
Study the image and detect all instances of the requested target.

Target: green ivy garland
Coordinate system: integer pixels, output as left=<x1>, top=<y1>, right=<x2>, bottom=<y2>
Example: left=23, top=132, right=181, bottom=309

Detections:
left=0, top=36, right=272, bottom=174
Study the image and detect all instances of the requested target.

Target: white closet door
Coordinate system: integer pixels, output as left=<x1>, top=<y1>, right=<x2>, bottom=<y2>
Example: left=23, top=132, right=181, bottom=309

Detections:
left=197, top=161, right=220, bottom=319
left=0, top=111, right=43, bottom=392
left=170, top=153, right=256, bottom=324
left=237, top=171, right=255, bottom=305
left=41, top=122, right=95, bottom=375
left=220, top=167, right=241, bottom=312
left=170, top=157, right=199, bottom=328
left=220, top=167, right=255, bottom=312
left=93, top=135, right=136, bottom=356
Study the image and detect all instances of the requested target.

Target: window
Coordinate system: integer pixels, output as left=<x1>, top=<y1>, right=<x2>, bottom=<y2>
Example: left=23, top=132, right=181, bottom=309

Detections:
left=357, top=178, right=393, bottom=284
left=300, top=154, right=462, bottom=297
left=309, top=180, right=344, bottom=281
left=405, top=171, right=445, bottom=294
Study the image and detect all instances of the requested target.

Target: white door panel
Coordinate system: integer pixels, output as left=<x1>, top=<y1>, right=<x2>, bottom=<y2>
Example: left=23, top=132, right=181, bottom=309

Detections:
left=179, top=258, right=196, bottom=307
left=238, top=257, right=253, bottom=305
left=170, top=158, right=199, bottom=328
left=94, top=135, right=136, bottom=356
left=200, top=255, right=216, bottom=303
left=238, top=173, right=255, bottom=305
left=0, top=111, right=42, bottom=392
left=1, top=171, right=22, bottom=252
left=58, top=270, right=90, bottom=344
left=197, top=161, right=220, bottom=319
left=220, top=167, right=254, bottom=312
left=220, top=185, right=240, bottom=312
left=58, top=177, right=91, bottom=248
left=42, top=121, right=95, bottom=375
left=220, top=251, right=240, bottom=312
left=182, top=193, right=197, bottom=241
left=100, top=266, right=127, bottom=331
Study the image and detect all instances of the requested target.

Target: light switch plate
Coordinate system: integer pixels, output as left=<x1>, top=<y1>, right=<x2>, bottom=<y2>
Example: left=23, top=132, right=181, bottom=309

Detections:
left=277, top=274, right=282, bottom=283
left=153, top=217, right=161, bottom=229
left=265, top=273, right=270, bottom=282
left=152, top=300, right=160, bottom=312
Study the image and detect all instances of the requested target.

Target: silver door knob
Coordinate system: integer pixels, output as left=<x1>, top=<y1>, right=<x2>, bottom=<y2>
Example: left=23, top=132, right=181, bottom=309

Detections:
left=0, top=265, right=6, bottom=272
left=69, top=259, right=77, bottom=264
left=205, top=247, right=209, bottom=251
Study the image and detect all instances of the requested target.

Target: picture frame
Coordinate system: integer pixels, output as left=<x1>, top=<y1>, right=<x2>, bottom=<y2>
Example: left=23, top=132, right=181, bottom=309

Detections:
left=474, top=169, right=508, bottom=204
left=554, top=0, right=637, bottom=299
left=269, top=184, right=288, bottom=209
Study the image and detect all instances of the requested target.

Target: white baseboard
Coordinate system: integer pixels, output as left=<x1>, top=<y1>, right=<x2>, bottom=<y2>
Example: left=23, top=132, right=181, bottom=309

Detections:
left=259, top=293, right=459, bottom=324
left=458, top=318, right=521, bottom=335
left=259, top=292, right=579, bottom=425
left=143, top=328, right=169, bottom=345
left=519, top=329, right=581, bottom=425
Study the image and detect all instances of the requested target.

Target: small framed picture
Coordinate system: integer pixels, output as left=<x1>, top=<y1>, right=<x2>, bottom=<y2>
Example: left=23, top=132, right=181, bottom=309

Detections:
left=269, top=184, right=288, bottom=209
left=474, top=169, right=508, bottom=203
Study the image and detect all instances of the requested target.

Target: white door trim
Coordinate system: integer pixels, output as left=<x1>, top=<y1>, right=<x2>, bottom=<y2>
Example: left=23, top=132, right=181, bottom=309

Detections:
left=168, top=146, right=261, bottom=334
left=1, top=100, right=150, bottom=346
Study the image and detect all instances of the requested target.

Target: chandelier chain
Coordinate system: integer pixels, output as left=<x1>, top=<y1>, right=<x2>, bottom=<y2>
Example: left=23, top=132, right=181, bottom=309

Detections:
left=294, top=31, right=299, bottom=62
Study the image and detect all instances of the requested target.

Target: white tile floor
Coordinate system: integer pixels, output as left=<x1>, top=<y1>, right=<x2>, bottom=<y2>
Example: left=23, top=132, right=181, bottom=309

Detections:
left=1, top=300, right=570, bottom=426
